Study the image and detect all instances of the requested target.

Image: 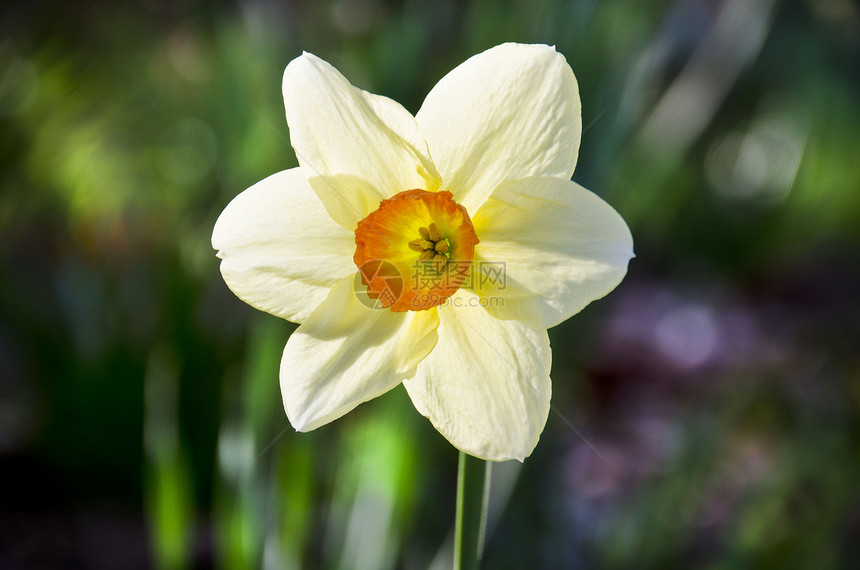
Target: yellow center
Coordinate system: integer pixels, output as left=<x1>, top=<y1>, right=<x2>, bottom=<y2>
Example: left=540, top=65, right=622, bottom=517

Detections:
left=354, top=189, right=479, bottom=311
left=408, top=222, right=450, bottom=263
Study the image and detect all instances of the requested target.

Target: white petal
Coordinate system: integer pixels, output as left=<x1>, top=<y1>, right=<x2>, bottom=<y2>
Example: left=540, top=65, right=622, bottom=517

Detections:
left=403, top=290, right=551, bottom=461
left=470, top=176, right=634, bottom=329
left=283, top=52, right=440, bottom=230
left=416, top=43, right=581, bottom=213
left=212, top=168, right=356, bottom=324
left=281, top=276, right=439, bottom=431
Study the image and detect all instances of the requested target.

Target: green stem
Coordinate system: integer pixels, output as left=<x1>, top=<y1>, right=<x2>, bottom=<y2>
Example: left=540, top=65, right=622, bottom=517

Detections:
left=454, top=451, right=491, bottom=570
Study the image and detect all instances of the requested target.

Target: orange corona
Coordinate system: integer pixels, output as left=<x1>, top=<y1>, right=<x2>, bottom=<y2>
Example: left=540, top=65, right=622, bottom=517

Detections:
left=354, top=189, right=479, bottom=311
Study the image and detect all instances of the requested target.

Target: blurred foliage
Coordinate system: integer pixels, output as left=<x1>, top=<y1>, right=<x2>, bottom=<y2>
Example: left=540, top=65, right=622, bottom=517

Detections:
left=1, top=0, right=859, bottom=568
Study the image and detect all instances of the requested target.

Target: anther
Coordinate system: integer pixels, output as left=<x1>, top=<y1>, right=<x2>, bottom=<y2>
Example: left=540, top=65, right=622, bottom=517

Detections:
left=428, top=223, right=442, bottom=242
left=412, top=222, right=450, bottom=268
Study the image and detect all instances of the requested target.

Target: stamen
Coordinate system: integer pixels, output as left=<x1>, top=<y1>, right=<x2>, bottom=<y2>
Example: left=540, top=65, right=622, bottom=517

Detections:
left=410, top=222, right=451, bottom=269
left=428, top=223, right=442, bottom=242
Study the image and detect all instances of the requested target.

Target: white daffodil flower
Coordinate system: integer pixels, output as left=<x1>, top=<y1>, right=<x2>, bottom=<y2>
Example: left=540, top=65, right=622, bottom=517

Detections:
left=212, top=43, right=633, bottom=461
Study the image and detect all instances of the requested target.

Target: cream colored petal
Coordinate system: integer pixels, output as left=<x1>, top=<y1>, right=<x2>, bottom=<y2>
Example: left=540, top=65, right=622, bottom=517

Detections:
left=403, top=290, right=551, bottom=461
left=281, top=276, right=439, bottom=431
left=283, top=52, right=440, bottom=230
left=471, top=176, right=633, bottom=329
left=416, top=43, right=581, bottom=213
left=212, top=168, right=356, bottom=324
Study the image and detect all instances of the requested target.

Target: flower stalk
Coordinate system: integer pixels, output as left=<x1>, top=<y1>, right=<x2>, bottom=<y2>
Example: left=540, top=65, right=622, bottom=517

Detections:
left=454, top=451, right=491, bottom=570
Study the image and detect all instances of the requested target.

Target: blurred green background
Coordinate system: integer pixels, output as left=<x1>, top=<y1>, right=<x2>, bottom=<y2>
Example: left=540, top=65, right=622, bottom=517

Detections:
left=2, top=0, right=859, bottom=568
